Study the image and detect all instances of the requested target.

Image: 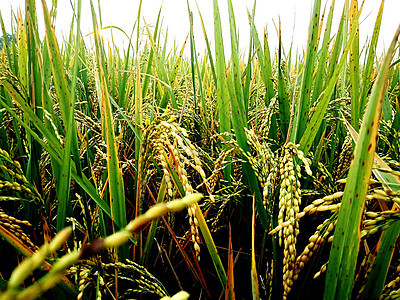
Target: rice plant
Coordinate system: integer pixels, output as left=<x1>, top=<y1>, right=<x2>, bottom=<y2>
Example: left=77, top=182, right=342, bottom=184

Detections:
left=0, top=0, right=399, bottom=299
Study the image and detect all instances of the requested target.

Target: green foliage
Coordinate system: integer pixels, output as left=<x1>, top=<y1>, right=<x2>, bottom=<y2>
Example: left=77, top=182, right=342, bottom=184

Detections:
left=0, top=0, right=400, bottom=299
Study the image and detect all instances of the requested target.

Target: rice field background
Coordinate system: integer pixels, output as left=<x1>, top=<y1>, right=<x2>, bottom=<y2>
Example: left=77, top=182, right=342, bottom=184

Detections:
left=0, top=0, right=400, bottom=299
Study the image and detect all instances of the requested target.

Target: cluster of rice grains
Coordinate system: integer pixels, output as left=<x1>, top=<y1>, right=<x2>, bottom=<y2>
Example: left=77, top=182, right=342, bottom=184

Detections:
left=381, top=259, right=400, bottom=299
left=75, top=265, right=95, bottom=300
left=139, top=111, right=211, bottom=260
left=295, top=217, right=336, bottom=279
left=0, top=209, right=37, bottom=251
left=70, top=259, right=168, bottom=299
left=104, top=260, right=168, bottom=298
left=270, top=142, right=312, bottom=299
left=361, top=189, right=400, bottom=238
left=335, top=134, right=353, bottom=181
left=0, top=149, right=43, bottom=203
left=0, top=149, right=42, bottom=252
left=242, top=128, right=276, bottom=212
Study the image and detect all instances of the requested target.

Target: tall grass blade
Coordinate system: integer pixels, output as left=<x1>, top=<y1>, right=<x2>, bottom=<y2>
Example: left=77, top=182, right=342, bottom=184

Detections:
left=251, top=197, right=259, bottom=300
left=311, top=0, right=335, bottom=105
left=213, top=0, right=230, bottom=139
left=194, top=202, right=227, bottom=288
left=349, top=0, right=360, bottom=131
left=290, top=0, right=321, bottom=143
left=89, top=0, right=127, bottom=259
left=143, top=20, right=178, bottom=109
left=140, top=176, right=167, bottom=265
left=195, top=2, right=217, bottom=86
left=324, top=24, right=400, bottom=300
left=363, top=224, right=400, bottom=299
left=0, top=13, right=12, bottom=72
left=142, top=5, right=161, bottom=99
left=299, top=4, right=362, bottom=156
left=134, top=56, right=143, bottom=257
left=359, top=0, right=384, bottom=115
left=212, top=0, right=231, bottom=181
left=224, top=1, right=269, bottom=229
left=187, top=2, right=207, bottom=124
left=25, top=0, right=43, bottom=204
left=227, top=0, right=245, bottom=116
left=225, top=224, right=235, bottom=300
left=41, top=0, right=78, bottom=232
left=247, top=10, right=274, bottom=105
left=344, top=117, right=400, bottom=299
left=277, top=21, right=290, bottom=139
left=326, top=0, right=348, bottom=81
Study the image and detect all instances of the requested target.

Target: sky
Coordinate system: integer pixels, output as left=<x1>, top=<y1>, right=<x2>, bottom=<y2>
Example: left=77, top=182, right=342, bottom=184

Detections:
left=0, top=0, right=399, bottom=58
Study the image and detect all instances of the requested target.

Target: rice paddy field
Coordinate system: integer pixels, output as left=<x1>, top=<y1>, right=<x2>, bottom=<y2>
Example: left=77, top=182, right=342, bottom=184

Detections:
left=0, top=0, right=400, bottom=299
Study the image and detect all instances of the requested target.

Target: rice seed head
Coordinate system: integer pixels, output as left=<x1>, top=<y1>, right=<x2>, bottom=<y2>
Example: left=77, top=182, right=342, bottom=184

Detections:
left=276, top=143, right=307, bottom=298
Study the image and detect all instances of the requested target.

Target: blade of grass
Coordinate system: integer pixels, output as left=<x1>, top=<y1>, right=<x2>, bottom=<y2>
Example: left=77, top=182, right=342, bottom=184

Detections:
left=225, top=224, right=235, bottom=300
left=194, top=201, right=227, bottom=288
left=243, top=0, right=255, bottom=111
left=41, top=0, right=78, bottom=232
left=326, top=0, right=348, bottom=86
left=363, top=223, right=400, bottom=299
left=143, top=19, right=178, bottom=109
left=324, top=24, right=400, bottom=300
left=213, top=0, right=230, bottom=137
left=41, top=0, right=87, bottom=232
left=187, top=2, right=208, bottom=129
left=290, top=0, right=321, bottom=143
left=195, top=1, right=217, bottom=87
left=343, top=116, right=400, bottom=299
left=216, top=1, right=269, bottom=230
left=299, top=3, right=363, bottom=156
left=213, top=0, right=231, bottom=180
left=3, top=10, right=26, bottom=161
left=134, top=56, right=143, bottom=258
left=277, top=20, right=290, bottom=139
left=224, top=0, right=268, bottom=229
left=242, top=0, right=257, bottom=106
left=247, top=10, right=274, bottom=105
left=25, top=0, right=43, bottom=204
left=89, top=0, right=128, bottom=259
left=349, top=0, right=360, bottom=131
left=311, top=0, right=335, bottom=105
left=251, top=196, right=259, bottom=300
left=227, top=0, right=245, bottom=117
left=159, top=35, right=187, bottom=108
left=0, top=12, right=13, bottom=74
left=359, top=0, right=384, bottom=115
left=142, top=5, right=161, bottom=100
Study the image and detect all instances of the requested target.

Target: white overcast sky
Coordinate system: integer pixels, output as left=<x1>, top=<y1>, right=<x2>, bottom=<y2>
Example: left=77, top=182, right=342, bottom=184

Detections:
left=0, top=0, right=399, bottom=58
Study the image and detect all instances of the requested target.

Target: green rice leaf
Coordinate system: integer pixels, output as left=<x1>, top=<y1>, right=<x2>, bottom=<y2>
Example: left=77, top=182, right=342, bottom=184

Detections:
left=349, top=0, right=360, bottom=131
left=290, top=0, right=321, bottom=143
left=299, top=3, right=362, bottom=156
left=324, top=24, right=400, bottom=300
left=90, top=0, right=128, bottom=259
